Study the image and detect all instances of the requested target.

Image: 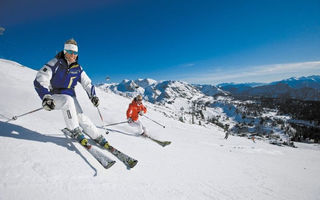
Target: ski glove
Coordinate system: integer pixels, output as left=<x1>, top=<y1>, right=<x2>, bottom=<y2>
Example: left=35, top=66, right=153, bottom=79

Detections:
left=128, top=118, right=133, bottom=123
left=139, top=111, right=144, bottom=116
left=91, top=96, right=100, bottom=107
left=42, top=95, right=55, bottom=111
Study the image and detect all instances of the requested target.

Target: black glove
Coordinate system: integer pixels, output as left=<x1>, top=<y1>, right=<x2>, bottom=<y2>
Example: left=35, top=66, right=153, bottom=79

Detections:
left=42, top=95, right=55, bottom=111
left=91, top=96, right=99, bottom=107
left=128, top=118, right=133, bottom=123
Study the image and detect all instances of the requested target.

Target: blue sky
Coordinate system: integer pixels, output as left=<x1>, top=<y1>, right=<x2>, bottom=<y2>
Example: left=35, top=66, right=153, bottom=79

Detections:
left=0, top=0, right=320, bottom=84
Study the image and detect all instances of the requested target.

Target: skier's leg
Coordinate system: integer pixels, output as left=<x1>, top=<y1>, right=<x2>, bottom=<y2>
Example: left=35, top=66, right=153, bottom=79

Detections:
left=128, top=121, right=140, bottom=131
left=130, top=120, right=147, bottom=135
left=53, top=95, right=87, bottom=145
left=135, top=120, right=147, bottom=134
left=78, top=113, right=100, bottom=138
left=141, top=122, right=147, bottom=133
left=53, top=94, right=80, bottom=130
left=138, top=120, right=147, bottom=135
left=73, top=98, right=109, bottom=148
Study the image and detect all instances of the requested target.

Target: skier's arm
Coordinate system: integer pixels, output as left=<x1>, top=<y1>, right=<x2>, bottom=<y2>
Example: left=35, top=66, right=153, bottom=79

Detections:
left=79, top=70, right=97, bottom=98
left=126, top=104, right=133, bottom=119
left=33, top=58, right=56, bottom=99
left=142, top=105, right=147, bottom=114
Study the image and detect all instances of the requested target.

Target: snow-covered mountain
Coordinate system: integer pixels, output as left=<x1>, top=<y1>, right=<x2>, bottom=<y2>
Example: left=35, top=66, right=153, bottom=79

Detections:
left=271, top=75, right=320, bottom=89
left=99, top=79, right=230, bottom=117
left=99, top=77, right=320, bottom=144
left=99, top=79, right=216, bottom=122
left=219, top=75, right=320, bottom=101
left=101, top=78, right=205, bottom=103
left=194, top=84, right=229, bottom=97
left=1, top=58, right=320, bottom=200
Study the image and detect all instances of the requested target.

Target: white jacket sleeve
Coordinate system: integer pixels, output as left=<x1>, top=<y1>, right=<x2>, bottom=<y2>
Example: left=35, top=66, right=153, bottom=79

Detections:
left=34, top=58, right=56, bottom=99
left=36, top=66, right=52, bottom=89
left=80, top=71, right=96, bottom=98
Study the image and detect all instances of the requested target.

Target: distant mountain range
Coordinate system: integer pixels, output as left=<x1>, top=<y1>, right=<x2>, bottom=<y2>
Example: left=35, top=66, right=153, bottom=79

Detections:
left=218, top=75, right=320, bottom=101
left=99, top=75, right=320, bottom=103
left=98, top=74, right=320, bottom=143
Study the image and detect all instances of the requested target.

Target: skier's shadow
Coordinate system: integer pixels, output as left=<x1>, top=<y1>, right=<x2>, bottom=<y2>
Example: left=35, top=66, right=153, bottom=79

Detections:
left=0, top=121, right=98, bottom=176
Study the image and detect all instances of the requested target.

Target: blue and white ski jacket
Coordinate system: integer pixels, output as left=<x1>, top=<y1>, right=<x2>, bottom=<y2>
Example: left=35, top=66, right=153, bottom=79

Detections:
left=34, top=51, right=96, bottom=100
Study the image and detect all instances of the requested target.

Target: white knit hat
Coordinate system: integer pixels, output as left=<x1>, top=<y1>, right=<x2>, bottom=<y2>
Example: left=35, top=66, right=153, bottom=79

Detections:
left=64, top=38, right=78, bottom=53
left=64, top=43, right=78, bottom=52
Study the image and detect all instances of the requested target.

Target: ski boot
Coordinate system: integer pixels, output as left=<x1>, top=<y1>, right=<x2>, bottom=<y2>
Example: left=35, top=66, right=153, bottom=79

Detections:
left=71, top=127, right=88, bottom=146
left=95, top=135, right=110, bottom=149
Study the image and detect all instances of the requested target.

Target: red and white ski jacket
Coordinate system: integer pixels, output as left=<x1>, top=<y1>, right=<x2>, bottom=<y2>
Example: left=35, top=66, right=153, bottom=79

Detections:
left=126, top=100, right=147, bottom=121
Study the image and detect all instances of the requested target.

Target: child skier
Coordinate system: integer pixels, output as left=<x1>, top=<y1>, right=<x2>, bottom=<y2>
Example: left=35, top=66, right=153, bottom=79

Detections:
left=126, top=95, right=147, bottom=135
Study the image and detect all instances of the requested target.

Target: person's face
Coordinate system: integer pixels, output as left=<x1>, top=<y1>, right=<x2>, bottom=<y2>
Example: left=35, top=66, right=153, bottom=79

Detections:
left=65, top=50, right=78, bottom=63
left=137, top=99, right=142, bottom=105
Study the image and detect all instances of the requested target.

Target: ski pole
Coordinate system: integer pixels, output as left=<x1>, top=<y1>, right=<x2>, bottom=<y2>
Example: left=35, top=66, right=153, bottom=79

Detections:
left=97, top=107, right=104, bottom=122
left=103, top=121, right=128, bottom=127
left=143, top=115, right=165, bottom=128
left=5, top=107, right=43, bottom=123
left=96, top=107, right=110, bottom=134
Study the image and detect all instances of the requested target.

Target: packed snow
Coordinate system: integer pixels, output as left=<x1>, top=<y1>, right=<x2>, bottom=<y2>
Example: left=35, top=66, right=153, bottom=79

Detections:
left=0, top=59, right=320, bottom=200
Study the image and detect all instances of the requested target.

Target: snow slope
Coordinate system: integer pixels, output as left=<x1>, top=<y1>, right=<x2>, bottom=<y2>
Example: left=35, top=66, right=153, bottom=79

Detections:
left=0, top=59, right=320, bottom=200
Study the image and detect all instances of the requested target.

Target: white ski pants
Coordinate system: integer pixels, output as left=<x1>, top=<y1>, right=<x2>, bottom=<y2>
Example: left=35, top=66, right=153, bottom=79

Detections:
left=52, top=94, right=100, bottom=139
left=129, top=119, right=147, bottom=135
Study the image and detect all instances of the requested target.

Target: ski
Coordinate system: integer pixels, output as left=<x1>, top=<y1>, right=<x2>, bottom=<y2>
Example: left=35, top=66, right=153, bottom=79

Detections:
left=98, top=126, right=171, bottom=148
left=82, top=129, right=138, bottom=169
left=104, top=145, right=138, bottom=169
left=61, top=128, right=116, bottom=169
left=143, top=134, right=171, bottom=147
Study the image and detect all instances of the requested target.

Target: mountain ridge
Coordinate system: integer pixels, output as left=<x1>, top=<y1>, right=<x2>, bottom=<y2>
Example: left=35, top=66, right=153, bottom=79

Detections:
left=219, top=75, right=320, bottom=101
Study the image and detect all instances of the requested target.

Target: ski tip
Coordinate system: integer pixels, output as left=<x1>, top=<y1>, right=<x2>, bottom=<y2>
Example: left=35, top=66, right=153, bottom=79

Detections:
left=105, top=161, right=116, bottom=169
left=162, top=141, right=171, bottom=147
left=127, top=160, right=138, bottom=169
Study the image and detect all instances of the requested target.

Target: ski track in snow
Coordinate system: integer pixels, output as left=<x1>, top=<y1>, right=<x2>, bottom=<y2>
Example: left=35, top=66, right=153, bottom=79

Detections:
left=1, top=59, right=320, bottom=200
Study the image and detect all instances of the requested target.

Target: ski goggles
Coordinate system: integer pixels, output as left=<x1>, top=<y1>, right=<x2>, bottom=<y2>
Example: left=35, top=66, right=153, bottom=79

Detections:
left=65, top=50, right=78, bottom=55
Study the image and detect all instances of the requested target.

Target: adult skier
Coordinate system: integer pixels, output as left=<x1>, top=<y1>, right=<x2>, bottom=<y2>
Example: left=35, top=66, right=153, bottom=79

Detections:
left=33, top=38, right=109, bottom=149
left=126, top=95, right=147, bottom=135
